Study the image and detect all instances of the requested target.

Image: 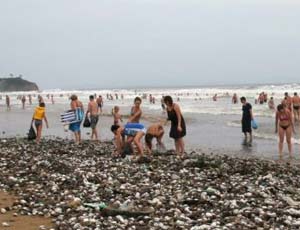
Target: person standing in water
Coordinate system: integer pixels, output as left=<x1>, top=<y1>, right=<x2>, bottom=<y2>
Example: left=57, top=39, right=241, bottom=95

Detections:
left=32, top=102, right=49, bottom=144
left=213, top=94, right=217, bottom=101
left=232, top=93, right=238, bottom=104
left=164, top=95, right=186, bottom=158
left=282, top=92, right=293, bottom=112
left=21, top=95, right=26, bottom=109
left=128, top=97, right=142, bottom=123
left=87, top=95, right=99, bottom=141
left=113, top=106, right=123, bottom=126
left=292, top=92, right=300, bottom=122
left=240, top=97, right=254, bottom=145
left=28, top=95, right=32, bottom=105
left=51, top=95, right=55, bottom=104
left=275, top=104, right=295, bottom=160
left=268, top=97, right=275, bottom=110
left=96, top=95, right=103, bottom=113
left=5, top=95, right=11, bottom=111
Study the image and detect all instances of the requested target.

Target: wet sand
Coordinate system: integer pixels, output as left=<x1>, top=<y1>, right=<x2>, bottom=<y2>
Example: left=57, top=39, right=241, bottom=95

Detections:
left=0, top=191, right=53, bottom=230
left=0, top=101, right=299, bottom=161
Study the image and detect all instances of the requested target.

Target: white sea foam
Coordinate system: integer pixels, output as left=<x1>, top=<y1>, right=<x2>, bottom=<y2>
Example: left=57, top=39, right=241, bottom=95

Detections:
left=1, top=83, right=299, bottom=117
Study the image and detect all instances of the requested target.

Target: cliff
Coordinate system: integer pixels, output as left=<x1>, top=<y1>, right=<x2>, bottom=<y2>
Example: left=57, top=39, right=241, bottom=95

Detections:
left=0, top=77, right=39, bottom=92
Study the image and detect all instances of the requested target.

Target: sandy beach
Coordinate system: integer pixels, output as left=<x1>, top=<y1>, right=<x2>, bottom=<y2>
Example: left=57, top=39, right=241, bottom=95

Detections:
left=0, top=191, right=53, bottom=230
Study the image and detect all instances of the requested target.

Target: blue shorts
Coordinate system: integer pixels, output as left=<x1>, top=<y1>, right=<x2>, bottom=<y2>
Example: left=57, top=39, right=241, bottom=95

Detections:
left=69, top=121, right=81, bottom=132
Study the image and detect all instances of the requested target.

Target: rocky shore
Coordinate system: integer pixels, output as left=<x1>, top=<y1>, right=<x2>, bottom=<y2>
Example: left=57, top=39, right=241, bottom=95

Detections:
left=1, top=138, right=300, bottom=229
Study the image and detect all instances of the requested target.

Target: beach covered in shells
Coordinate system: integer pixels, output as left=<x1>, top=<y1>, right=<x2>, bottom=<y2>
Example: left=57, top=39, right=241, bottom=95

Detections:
left=1, top=138, right=300, bottom=229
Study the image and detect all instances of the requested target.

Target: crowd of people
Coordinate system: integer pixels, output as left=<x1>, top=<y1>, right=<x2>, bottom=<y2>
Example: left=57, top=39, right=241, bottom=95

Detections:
left=3, top=90, right=300, bottom=161
left=239, top=92, right=300, bottom=160
left=28, top=93, right=187, bottom=159
left=110, top=95, right=186, bottom=159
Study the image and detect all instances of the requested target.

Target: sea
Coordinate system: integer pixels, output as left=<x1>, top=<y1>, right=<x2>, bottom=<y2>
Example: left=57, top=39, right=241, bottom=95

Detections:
left=1, top=83, right=300, bottom=160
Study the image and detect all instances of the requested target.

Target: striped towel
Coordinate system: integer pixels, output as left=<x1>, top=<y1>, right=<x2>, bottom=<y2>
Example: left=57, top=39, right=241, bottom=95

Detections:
left=60, top=108, right=84, bottom=124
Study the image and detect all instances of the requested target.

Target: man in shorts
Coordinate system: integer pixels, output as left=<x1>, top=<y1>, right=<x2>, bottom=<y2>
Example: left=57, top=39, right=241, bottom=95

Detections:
left=145, top=123, right=166, bottom=154
left=87, top=95, right=99, bottom=140
left=240, top=97, right=254, bottom=145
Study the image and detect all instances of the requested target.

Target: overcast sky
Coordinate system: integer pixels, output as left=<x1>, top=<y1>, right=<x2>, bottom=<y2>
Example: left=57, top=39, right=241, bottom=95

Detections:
left=0, top=0, right=299, bottom=90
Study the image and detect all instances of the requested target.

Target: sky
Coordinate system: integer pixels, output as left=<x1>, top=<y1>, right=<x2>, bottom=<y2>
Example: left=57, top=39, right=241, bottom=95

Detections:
left=0, top=0, right=300, bottom=90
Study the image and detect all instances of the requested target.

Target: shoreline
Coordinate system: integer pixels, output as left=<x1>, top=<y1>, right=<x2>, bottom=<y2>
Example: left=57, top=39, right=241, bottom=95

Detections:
left=1, top=103, right=295, bottom=161
left=1, top=138, right=300, bottom=229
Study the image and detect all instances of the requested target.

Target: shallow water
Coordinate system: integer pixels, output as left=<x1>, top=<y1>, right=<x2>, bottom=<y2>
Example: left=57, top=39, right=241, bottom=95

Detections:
left=1, top=96, right=299, bottom=161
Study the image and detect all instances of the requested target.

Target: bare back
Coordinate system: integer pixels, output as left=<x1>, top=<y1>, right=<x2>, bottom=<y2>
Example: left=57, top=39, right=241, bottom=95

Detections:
left=88, top=101, right=98, bottom=115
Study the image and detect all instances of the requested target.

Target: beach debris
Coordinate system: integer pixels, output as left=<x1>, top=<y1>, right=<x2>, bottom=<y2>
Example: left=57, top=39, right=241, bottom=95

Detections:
left=0, top=138, right=300, bottom=229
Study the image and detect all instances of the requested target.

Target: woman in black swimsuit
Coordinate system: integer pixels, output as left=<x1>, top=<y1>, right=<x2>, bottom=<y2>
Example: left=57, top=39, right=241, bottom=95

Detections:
left=275, top=104, right=295, bottom=159
left=164, top=96, right=186, bottom=158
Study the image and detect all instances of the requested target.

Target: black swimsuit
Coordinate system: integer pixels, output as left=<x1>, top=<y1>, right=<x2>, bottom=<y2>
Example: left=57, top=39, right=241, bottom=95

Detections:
left=167, top=106, right=186, bottom=139
left=280, top=125, right=290, bottom=130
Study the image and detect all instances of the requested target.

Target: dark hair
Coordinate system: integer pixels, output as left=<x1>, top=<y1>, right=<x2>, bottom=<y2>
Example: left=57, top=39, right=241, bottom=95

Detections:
left=70, top=94, right=78, bottom=101
left=294, top=92, right=298, bottom=96
left=134, top=97, right=142, bottom=103
left=89, top=95, right=94, bottom=100
left=164, top=95, right=173, bottom=105
left=145, top=133, right=154, bottom=150
left=240, top=97, right=246, bottom=102
left=39, top=102, right=45, bottom=107
left=111, top=125, right=120, bottom=133
left=277, top=104, right=284, bottom=111
left=284, top=92, right=288, bottom=96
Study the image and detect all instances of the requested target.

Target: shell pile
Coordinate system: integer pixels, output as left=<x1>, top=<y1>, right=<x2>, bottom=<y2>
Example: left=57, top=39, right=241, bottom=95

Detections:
left=0, top=138, right=300, bottom=229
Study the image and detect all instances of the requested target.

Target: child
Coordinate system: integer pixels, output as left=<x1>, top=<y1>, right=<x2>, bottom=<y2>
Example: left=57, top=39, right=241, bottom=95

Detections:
left=32, top=102, right=49, bottom=143
left=113, top=106, right=123, bottom=126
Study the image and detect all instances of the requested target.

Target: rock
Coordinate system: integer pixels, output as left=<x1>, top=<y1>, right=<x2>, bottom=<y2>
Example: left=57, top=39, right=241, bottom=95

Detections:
left=0, top=138, right=300, bottom=229
left=2, top=222, right=10, bottom=227
left=0, top=208, right=6, bottom=214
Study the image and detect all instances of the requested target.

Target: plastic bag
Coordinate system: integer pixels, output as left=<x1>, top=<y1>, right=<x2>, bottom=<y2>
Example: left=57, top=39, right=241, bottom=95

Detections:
left=83, top=115, right=91, bottom=128
left=28, top=125, right=37, bottom=140
left=251, top=119, right=258, bottom=129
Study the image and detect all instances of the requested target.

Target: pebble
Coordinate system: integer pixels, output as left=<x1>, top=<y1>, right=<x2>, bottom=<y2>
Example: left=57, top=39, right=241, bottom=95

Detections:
left=0, top=138, right=300, bottom=229
left=0, top=208, right=6, bottom=214
left=2, top=222, right=10, bottom=227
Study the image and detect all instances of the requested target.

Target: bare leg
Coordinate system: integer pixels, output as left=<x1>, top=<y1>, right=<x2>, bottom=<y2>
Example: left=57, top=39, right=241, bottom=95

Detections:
left=177, top=138, right=185, bottom=156
left=94, top=129, right=98, bottom=140
left=133, top=132, right=144, bottom=156
left=249, top=132, right=252, bottom=143
left=74, top=132, right=80, bottom=144
left=243, top=133, right=248, bottom=144
left=278, top=127, right=284, bottom=159
left=286, top=127, right=293, bottom=158
left=174, top=139, right=180, bottom=155
left=36, top=125, right=42, bottom=144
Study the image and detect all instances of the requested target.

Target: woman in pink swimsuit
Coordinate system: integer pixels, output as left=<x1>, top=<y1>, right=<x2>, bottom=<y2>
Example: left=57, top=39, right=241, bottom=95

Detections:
left=275, top=104, right=295, bottom=159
